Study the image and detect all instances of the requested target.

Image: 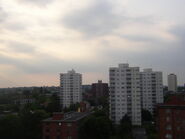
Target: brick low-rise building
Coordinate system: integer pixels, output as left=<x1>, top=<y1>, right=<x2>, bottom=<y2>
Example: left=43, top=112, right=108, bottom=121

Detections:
left=42, top=111, right=92, bottom=139
left=157, top=95, right=185, bottom=139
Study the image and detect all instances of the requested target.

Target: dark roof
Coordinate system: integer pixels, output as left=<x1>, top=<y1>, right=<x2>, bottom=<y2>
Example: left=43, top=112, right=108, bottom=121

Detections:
left=43, top=111, right=92, bottom=122
left=132, top=128, right=147, bottom=139
left=158, top=105, right=185, bottom=109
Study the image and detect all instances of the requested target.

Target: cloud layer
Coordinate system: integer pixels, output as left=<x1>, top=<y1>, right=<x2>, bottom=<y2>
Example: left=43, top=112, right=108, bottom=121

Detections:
left=0, top=0, right=185, bottom=87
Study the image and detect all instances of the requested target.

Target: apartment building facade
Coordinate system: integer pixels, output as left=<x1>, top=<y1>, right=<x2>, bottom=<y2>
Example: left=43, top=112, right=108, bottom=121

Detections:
left=60, top=69, right=82, bottom=108
left=140, top=69, right=163, bottom=114
left=109, top=64, right=141, bottom=125
left=168, top=73, right=177, bottom=92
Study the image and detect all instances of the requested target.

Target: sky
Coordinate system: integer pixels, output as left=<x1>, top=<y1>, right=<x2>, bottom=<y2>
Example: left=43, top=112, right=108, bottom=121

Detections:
left=0, top=0, right=185, bottom=87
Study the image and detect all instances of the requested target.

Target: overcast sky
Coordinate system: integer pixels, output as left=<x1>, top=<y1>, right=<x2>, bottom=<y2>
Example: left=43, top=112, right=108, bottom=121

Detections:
left=0, top=0, right=185, bottom=87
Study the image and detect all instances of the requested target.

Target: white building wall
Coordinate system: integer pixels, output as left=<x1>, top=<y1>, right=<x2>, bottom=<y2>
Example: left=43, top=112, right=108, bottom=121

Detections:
left=168, top=74, right=177, bottom=92
left=109, top=64, right=141, bottom=126
left=140, top=69, right=163, bottom=114
left=60, top=70, right=82, bottom=108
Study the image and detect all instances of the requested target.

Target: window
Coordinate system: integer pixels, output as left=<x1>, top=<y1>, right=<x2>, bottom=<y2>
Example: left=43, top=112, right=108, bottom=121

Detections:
left=57, top=128, right=60, bottom=133
left=56, top=136, right=60, bottom=139
left=165, top=134, right=172, bottom=139
left=166, top=117, right=170, bottom=122
left=45, top=136, right=50, bottom=139
left=165, top=109, right=171, bottom=114
left=67, top=123, right=72, bottom=127
left=177, top=126, right=180, bottom=131
left=166, top=125, right=172, bottom=130
left=67, top=136, right=72, bottom=139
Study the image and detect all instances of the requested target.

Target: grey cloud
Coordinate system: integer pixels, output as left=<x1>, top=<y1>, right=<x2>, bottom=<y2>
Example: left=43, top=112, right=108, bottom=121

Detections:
left=120, top=34, right=160, bottom=42
left=98, top=27, right=185, bottom=82
left=170, top=26, right=185, bottom=41
left=5, top=22, right=28, bottom=31
left=130, top=15, right=156, bottom=25
left=0, top=7, right=7, bottom=23
left=0, top=53, right=66, bottom=74
left=62, top=0, right=124, bottom=37
left=0, top=51, right=105, bottom=74
left=62, top=0, right=156, bottom=38
left=5, top=41, right=36, bottom=53
left=0, top=6, right=27, bottom=31
left=0, top=39, right=105, bottom=74
left=18, top=0, right=54, bottom=6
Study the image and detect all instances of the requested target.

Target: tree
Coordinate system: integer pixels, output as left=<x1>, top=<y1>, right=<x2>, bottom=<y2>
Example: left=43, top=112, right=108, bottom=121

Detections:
left=142, top=109, right=153, bottom=122
left=143, top=122, right=158, bottom=139
left=0, top=114, right=22, bottom=139
left=79, top=110, right=113, bottom=139
left=63, top=103, right=80, bottom=112
left=46, top=93, right=60, bottom=113
left=117, top=114, right=132, bottom=139
left=20, top=107, right=49, bottom=139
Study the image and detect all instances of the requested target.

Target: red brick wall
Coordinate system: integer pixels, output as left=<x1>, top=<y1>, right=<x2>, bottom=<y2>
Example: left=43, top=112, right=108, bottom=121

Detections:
left=42, top=122, right=78, bottom=139
left=158, top=107, right=185, bottom=139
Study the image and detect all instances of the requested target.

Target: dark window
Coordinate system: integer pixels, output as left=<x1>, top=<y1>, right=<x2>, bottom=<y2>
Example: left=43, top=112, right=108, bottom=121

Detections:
left=46, top=129, right=50, bottom=132
left=57, top=128, right=60, bottom=133
left=45, top=136, right=50, bottom=139
left=56, top=136, right=60, bottom=139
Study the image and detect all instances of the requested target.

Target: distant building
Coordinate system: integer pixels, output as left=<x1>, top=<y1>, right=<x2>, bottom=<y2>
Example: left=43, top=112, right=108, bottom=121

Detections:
left=82, top=85, right=92, bottom=93
left=168, top=74, right=177, bottom=92
left=140, top=69, right=163, bottom=114
left=60, top=70, right=82, bottom=108
left=14, top=98, right=35, bottom=105
left=42, top=111, right=92, bottom=139
left=157, top=94, right=185, bottom=139
left=109, top=63, right=141, bottom=125
left=82, top=85, right=92, bottom=101
left=91, top=80, right=109, bottom=105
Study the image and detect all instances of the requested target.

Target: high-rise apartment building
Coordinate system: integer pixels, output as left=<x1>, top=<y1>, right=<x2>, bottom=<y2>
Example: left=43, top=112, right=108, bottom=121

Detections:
left=109, top=64, right=141, bottom=125
left=140, top=69, right=163, bottom=114
left=60, top=69, right=82, bottom=108
left=168, top=74, right=177, bottom=92
left=91, top=80, right=109, bottom=105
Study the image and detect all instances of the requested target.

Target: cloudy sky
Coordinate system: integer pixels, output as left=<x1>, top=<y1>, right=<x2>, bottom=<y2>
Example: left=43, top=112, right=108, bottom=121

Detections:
left=0, top=0, right=185, bottom=87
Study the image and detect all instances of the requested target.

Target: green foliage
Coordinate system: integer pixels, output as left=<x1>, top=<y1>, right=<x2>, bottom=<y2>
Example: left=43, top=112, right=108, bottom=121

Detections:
left=116, top=114, right=132, bottom=139
left=93, top=109, right=107, bottom=117
left=0, top=87, right=56, bottom=139
left=0, top=114, right=22, bottom=139
left=142, top=109, right=153, bottom=122
left=20, top=109, right=49, bottom=139
left=46, top=93, right=60, bottom=113
left=143, top=123, right=158, bottom=139
left=0, top=104, right=49, bottom=139
left=79, top=110, right=113, bottom=139
left=63, top=103, right=80, bottom=112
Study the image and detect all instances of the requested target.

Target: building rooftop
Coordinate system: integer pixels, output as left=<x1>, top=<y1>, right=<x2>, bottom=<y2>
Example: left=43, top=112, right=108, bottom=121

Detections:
left=132, top=128, right=147, bottom=139
left=158, top=94, right=185, bottom=108
left=43, top=111, right=92, bottom=122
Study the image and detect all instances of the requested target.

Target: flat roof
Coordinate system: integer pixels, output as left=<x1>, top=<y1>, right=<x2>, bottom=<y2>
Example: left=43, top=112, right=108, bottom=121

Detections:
left=43, top=111, right=92, bottom=122
left=158, top=105, right=185, bottom=109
